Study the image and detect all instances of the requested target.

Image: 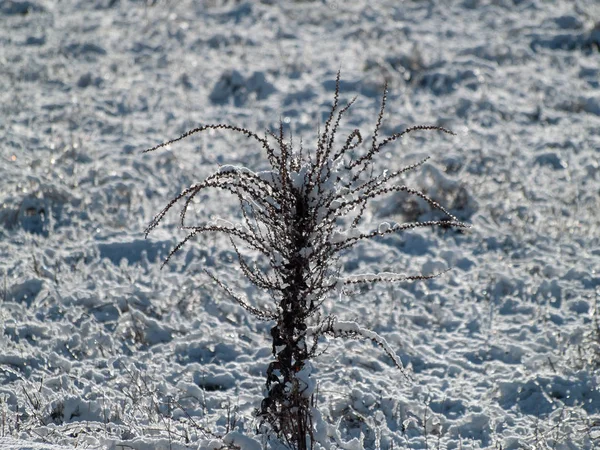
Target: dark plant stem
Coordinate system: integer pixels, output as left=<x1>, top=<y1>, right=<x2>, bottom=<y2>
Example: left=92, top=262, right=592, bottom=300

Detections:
left=143, top=71, right=470, bottom=449
left=262, top=187, right=313, bottom=450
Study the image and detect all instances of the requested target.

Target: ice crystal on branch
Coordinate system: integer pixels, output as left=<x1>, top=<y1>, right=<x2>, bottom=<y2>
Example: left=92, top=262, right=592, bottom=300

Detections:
left=143, top=72, right=469, bottom=449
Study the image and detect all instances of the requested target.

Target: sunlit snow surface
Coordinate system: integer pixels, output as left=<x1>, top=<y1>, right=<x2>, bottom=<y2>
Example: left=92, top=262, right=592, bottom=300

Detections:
left=1, top=0, right=600, bottom=448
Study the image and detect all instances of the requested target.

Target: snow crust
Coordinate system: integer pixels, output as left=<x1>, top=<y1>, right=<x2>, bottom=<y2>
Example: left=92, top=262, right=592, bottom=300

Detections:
left=1, top=0, right=600, bottom=449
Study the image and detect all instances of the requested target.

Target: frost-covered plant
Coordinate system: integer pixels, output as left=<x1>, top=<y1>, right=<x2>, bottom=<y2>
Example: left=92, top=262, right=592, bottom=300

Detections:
left=143, top=72, right=469, bottom=449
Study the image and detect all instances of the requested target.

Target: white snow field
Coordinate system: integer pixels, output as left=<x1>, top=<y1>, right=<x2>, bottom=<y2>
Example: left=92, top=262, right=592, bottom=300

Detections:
left=1, top=0, right=600, bottom=448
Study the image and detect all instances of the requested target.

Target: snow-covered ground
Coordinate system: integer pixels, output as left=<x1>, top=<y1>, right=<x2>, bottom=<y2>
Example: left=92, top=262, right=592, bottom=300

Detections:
left=1, top=0, right=600, bottom=448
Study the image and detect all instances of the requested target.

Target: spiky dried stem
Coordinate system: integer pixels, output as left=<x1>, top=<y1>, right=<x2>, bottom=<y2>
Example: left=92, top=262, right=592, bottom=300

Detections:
left=143, top=71, right=469, bottom=449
